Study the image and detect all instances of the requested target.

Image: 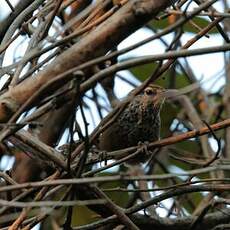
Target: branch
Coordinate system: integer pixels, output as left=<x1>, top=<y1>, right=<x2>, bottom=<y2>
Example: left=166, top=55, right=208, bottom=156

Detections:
left=0, top=0, right=175, bottom=122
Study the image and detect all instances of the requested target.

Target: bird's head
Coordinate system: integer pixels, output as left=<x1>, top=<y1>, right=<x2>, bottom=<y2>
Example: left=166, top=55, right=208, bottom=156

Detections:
left=143, top=84, right=166, bottom=109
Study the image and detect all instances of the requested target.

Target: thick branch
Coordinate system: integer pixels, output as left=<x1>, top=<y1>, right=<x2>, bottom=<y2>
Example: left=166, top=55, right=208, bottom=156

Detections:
left=0, top=0, right=174, bottom=122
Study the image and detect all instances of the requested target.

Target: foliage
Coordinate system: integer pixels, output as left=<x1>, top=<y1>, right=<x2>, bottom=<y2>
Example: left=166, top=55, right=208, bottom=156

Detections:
left=0, top=0, right=230, bottom=229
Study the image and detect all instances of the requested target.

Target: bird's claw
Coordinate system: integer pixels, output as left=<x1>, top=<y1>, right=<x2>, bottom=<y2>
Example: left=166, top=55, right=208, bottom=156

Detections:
left=137, top=141, right=150, bottom=155
left=99, top=151, right=108, bottom=166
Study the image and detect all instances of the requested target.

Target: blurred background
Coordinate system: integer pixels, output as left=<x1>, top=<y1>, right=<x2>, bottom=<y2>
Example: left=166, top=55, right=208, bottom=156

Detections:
left=0, top=0, right=230, bottom=229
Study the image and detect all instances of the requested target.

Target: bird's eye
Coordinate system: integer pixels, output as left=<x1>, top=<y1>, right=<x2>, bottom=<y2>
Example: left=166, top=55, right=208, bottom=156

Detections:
left=145, top=89, right=155, bottom=96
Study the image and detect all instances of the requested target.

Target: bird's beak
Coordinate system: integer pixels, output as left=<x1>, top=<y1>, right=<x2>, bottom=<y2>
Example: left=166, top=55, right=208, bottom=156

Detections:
left=162, top=89, right=179, bottom=99
left=162, top=83, right=201, bottom=99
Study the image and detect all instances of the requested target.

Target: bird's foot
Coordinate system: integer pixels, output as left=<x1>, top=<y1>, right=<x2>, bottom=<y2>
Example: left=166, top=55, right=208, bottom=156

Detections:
left=137, top=141, right=150, bottom=155
left=99, top=150, right=108, bottom=165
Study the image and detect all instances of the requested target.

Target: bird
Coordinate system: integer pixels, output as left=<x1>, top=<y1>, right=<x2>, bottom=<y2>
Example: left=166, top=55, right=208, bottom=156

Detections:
left=98, top=84, right=165, bottom=164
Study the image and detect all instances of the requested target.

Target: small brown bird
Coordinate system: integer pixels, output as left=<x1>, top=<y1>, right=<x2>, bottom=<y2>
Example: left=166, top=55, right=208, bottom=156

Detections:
left=98, top=84, right=165, bottom=214
left=98, top=84, right=165, bottom=163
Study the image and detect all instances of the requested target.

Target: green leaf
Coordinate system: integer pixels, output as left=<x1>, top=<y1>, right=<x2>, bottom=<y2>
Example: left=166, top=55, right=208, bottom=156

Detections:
left=161, top=102, right=178, bottom=137
left=148, top=17, right=218, bottom=34
left=98, top=172, right=130, bottom=207
left=129, top=63, right=190, bottom=89
left=71, top=205, right=101, bottom=226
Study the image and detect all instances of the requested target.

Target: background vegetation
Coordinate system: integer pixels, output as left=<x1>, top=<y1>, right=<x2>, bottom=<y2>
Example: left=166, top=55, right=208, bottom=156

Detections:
left=0, top=0, right=230, bottom=229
